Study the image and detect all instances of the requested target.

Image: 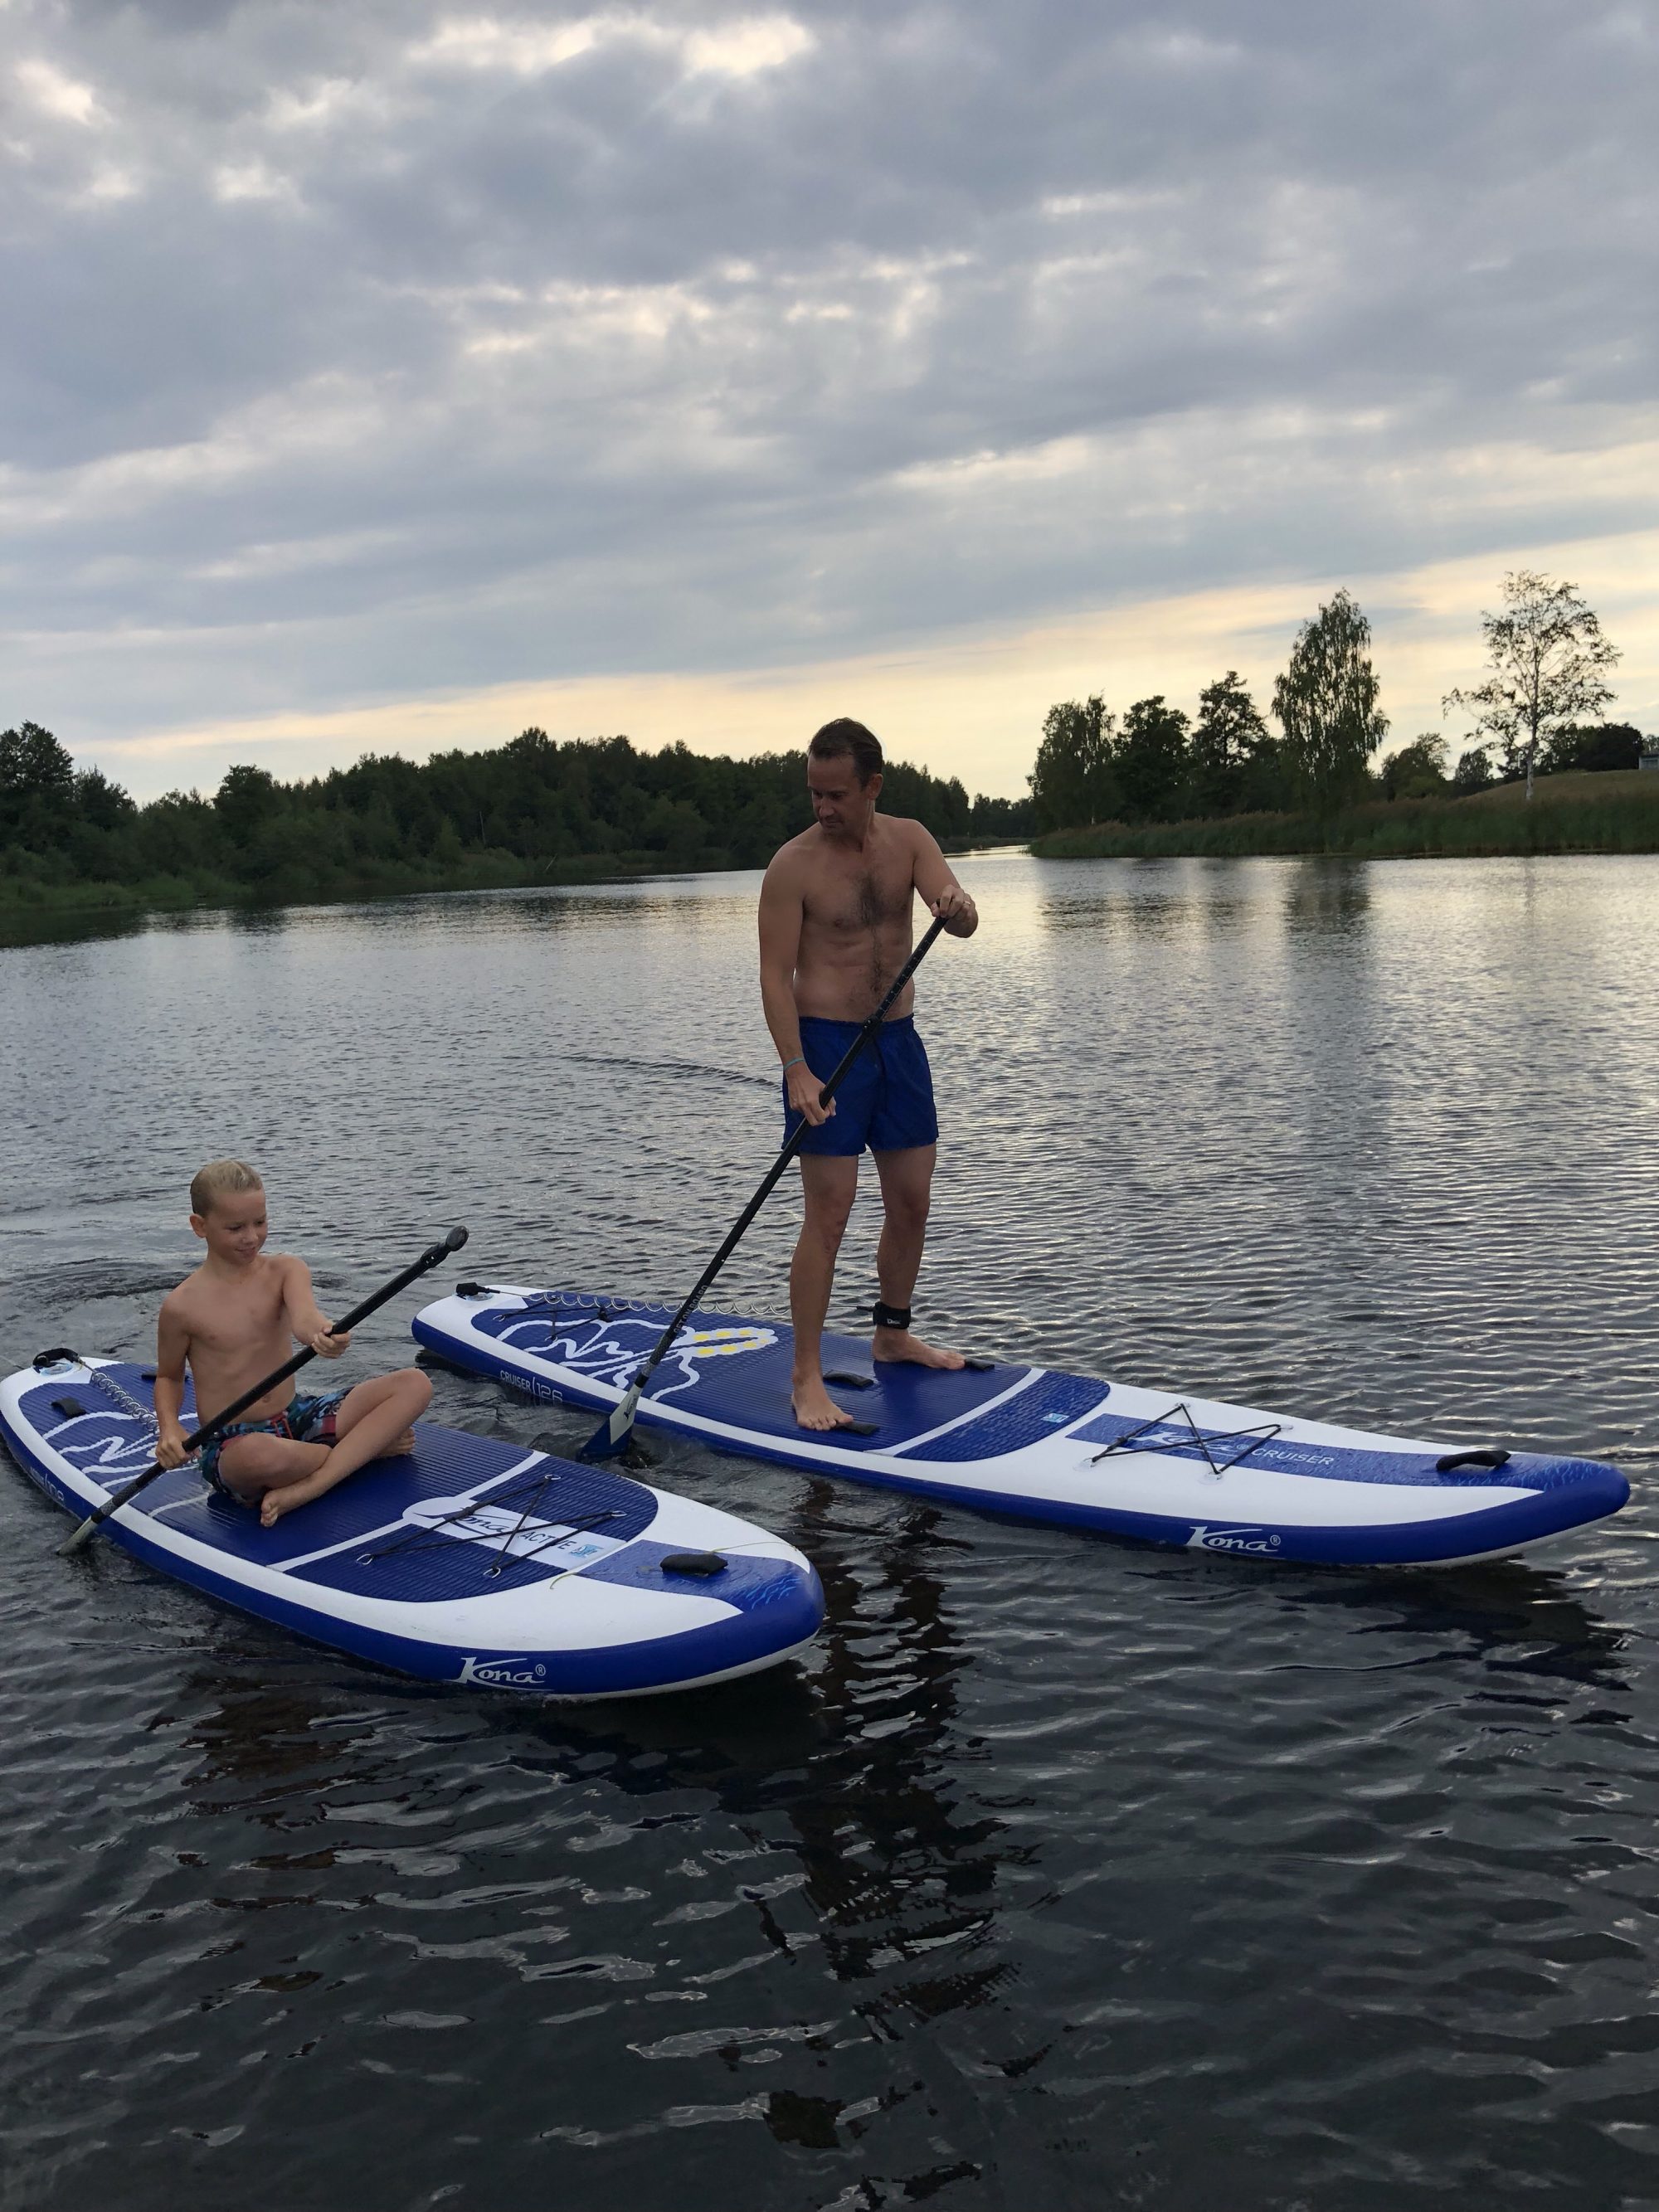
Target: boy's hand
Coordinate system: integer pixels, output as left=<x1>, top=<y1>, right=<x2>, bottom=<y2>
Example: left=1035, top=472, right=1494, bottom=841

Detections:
left=156, top=1427, right=189, bottom=1471
left=308, top=1325, right=350, bottom=1358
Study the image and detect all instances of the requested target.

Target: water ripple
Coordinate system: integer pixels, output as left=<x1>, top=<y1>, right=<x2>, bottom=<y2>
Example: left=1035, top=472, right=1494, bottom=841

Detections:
left=2, top=855, right=1657, bottom=2210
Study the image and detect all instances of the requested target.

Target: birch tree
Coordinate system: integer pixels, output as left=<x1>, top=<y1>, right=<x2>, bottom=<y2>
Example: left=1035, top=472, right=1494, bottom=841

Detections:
left=1443, top=571, right=1620, bottom=800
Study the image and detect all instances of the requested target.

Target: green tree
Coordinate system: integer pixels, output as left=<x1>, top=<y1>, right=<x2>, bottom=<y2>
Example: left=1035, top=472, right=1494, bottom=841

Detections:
left=1443, top=570, right=1620, bottom=801
left=0, top=722, right=78, bottom=849
left=1117, top=695, right=1191, bottom=820
left=74, top=767, right=137, bottom=830
left=1540, top=721, right=1643, bottom=775
left=1029, top=696, right=1119, bottom=831
left=1450, top=746, right=1496, bottom=795
left=1272, top=590, right=1388, bottom=811
left=215, top=763, right=281, bottom=853
left=1190, top=672, right=1272, bottom=816
left=1379, top=733, right=1450, bottom=801
left=966, top=792, right=1034, bottom=839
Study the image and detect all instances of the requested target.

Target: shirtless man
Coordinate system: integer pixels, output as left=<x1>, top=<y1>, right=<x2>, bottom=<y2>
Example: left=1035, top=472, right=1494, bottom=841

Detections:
left=154, top=1159, right=431, bottom=1527
left=759, top=717, right=980, bottom=1431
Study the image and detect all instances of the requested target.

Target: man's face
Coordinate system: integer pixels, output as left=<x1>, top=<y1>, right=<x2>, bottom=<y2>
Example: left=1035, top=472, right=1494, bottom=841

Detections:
left=192, top=1190, right=270, bottom=1266
left=807, top=756, right=880, bottom=836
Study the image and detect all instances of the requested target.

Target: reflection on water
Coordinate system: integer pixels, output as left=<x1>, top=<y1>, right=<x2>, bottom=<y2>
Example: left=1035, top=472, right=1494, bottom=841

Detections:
left=2, top=852, right=1659, bottom=2211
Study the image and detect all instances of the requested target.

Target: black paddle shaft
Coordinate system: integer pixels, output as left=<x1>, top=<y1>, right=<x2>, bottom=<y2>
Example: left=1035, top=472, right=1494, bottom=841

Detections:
left=56, top=1226, right=469, bottom=1555
left=610, top=915, right=948, bottom=1427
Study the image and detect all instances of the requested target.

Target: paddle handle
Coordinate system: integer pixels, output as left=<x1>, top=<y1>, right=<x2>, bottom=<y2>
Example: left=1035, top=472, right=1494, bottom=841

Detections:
left=605, top=916, right=948, bottom=1439
left=56, top=1227, right=469, bottom=1555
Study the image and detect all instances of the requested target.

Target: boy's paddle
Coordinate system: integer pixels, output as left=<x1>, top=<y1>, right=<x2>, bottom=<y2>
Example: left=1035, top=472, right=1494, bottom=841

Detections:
left=55, top=1225, right=469, bottom=1556
left=583, top=915, right=949, bottom=1461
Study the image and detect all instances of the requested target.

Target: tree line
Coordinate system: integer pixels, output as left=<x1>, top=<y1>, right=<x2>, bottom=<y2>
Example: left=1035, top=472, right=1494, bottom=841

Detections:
left=0, top=724, right=1035, bottom=909
left=1029, top=572, right=1644, bottom=833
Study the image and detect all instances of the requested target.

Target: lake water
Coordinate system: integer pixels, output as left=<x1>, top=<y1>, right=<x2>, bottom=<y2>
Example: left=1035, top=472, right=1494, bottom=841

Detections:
left=2, top=851, right=1657, bottom=2212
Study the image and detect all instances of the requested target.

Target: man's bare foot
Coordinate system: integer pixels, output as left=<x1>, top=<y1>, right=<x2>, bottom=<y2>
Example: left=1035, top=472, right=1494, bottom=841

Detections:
left=873, top=1327, right=966, bottom=1372
left=791, top=1376, right=857, bottom=1432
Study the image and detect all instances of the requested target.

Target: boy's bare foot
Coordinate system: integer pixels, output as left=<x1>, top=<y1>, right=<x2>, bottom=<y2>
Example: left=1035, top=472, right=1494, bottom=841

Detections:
left=388, top=1427, right=416, bottom=1456
left=873, top=1327, right=966, bottom=1372
left=791, top=1376, right=857, bottom=1432
left=260, top=1485, right=304, bottom=1528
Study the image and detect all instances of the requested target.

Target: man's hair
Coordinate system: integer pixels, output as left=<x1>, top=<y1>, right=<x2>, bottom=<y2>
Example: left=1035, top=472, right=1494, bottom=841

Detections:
left=190, top=1158, right=264, bottom=1218
left=809, top=717, right=884, bottom=785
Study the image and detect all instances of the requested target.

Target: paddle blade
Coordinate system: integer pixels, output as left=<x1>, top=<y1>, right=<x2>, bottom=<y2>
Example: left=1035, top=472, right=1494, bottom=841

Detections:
left=581, top=1385, right=641, bottom=1461
left=57, top=1514, right=101, bottom=1557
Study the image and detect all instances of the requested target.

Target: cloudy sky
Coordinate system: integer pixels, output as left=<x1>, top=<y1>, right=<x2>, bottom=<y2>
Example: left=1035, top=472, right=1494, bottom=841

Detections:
left=4, top=0, right=1656, bottom=798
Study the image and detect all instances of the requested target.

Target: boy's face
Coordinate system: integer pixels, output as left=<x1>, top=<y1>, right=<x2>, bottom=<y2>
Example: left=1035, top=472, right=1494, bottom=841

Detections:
left=191, top=1188, right=269, bottom=1266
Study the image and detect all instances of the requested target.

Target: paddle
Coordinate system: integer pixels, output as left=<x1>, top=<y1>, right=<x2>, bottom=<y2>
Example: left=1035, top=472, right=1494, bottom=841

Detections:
left=582, top=914, right=949, bottom=1461
left=55, top=1226, right=469, bottom=1556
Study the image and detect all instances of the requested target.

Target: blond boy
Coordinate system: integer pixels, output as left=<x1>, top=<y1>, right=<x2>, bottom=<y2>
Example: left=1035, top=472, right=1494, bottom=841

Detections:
left=156, top=1160, right=431, bottom=1529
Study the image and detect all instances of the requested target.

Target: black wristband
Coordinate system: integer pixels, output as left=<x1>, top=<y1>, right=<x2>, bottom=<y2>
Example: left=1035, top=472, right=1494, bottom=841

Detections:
left=872, top=1300, right=912, bottom=1333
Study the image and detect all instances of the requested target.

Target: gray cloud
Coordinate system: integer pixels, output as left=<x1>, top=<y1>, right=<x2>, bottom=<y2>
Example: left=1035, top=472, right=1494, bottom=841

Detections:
left=2, top=0, right=1656, bottom=769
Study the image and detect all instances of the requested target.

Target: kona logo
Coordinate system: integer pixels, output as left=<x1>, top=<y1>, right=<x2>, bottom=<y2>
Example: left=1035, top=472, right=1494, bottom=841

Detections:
left=1187, top=1524, right=1283, bottom=1555
left=455, top=1655, right=548, bottom=1688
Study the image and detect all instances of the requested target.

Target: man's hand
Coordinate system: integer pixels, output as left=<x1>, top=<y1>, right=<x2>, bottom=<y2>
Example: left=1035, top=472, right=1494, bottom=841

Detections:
left=156, top=1426, right=190, bottom=1471
left=932, top=882, right=977, bottom=936
left=786, top=1061, right=834, bottom=1128
left=307, top=1324, right=350, bottom=1358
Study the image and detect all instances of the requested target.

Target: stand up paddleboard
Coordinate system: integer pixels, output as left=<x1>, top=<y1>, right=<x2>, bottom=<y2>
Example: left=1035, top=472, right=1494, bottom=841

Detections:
left=415, top=1286, right=1630, bottom=1568
left=2, top=1356, right=823, bottom=1695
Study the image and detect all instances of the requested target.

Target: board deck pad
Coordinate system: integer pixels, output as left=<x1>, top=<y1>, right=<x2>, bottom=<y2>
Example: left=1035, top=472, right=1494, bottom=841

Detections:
left=467, top=1299, right=1039, bottom=1450
left=2, top=1359, right=824, bottom=1696
left=415, top=1286, right=1632, bottom=1568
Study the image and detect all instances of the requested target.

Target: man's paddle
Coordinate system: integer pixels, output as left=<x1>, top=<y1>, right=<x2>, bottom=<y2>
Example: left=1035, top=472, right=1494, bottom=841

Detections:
left=56, top=1225, right=469, bottom=1556
left=583, top=914, right=948, bottom=1461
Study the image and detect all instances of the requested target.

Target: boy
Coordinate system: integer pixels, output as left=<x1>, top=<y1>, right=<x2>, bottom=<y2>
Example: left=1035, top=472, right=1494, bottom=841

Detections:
left=155, top=1159, right=432, bottom=1529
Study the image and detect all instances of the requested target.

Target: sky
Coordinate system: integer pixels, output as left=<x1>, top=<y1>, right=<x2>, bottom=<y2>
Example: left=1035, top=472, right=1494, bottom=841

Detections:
left=3, top=0, right=1657, bottom=800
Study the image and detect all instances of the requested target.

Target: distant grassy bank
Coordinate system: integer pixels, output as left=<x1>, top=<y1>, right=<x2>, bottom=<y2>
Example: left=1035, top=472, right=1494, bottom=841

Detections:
left=0, top=831, right=1026, bottom=949
left=0, top=848, right=707, bottom=947
left=1031, top=770, right=1659, bottom=861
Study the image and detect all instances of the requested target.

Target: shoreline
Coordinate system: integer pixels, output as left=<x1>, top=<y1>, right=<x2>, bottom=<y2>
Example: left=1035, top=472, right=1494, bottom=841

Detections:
left=0, top=834, right=1030, bottom=949
left=1031, top=768, right=1659, bottom=862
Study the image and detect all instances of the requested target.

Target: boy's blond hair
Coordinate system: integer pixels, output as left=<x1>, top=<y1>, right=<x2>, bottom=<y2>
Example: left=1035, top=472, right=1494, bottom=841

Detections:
left=190, top=1159, right=264, bottom=1219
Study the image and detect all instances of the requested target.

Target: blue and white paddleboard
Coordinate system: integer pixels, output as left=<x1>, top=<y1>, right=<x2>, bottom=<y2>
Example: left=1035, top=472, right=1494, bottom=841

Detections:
left=2, top=1357, right=823, bottom=1696
left=414, top=1286, right=1630, bottom=1568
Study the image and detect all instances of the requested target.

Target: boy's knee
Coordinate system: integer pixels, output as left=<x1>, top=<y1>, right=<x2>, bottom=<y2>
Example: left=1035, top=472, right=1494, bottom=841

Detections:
left=220, top=1434, right=285, bottom=1486
left=403, top=1368, right=433, bottom=1411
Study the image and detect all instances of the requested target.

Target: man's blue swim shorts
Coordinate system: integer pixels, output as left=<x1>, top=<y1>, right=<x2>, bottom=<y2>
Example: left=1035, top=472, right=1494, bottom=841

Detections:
left=782, top=1014, right=939, bottom=1158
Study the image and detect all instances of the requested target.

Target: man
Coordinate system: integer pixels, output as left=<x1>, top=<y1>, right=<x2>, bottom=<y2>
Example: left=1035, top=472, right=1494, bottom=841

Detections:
left=758, top=717, right=979, bottom=1431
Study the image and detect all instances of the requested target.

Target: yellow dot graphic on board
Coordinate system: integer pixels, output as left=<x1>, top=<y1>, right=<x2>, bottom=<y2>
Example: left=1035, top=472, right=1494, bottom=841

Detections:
left=674, top=1326, right=776, bottom=1359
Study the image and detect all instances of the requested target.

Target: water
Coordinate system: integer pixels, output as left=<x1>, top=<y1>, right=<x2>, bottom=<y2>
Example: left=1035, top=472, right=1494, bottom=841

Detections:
left=2, top=852, right=1657, bottom=2212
